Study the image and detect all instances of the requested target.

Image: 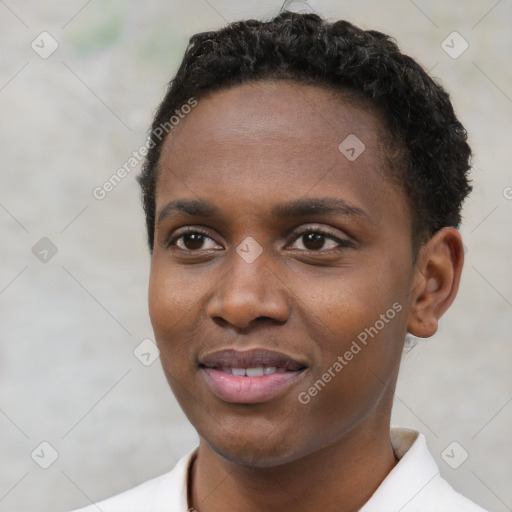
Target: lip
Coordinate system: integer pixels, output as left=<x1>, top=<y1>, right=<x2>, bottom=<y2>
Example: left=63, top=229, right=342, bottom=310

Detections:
left=199, top=348, right=307, bottom=404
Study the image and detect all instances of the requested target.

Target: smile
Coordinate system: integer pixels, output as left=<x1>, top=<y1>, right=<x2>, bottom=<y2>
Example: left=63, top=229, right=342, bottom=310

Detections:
left=220, top=367, right=288, bottom=376
left=199, top=348, right=307, bottom=404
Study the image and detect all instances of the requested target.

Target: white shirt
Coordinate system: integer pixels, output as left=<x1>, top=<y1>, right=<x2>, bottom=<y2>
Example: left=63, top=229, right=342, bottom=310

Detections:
left=70, top=428, right=487, bottom=512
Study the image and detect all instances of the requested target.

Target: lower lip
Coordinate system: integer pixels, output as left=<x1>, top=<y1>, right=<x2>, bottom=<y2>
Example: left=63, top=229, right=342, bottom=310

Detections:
left=202, top=368, right=305, bottom=404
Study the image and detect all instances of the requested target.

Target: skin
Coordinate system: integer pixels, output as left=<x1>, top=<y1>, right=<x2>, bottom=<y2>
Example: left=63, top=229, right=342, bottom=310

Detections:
left=148, top=80, right=464, bottom=512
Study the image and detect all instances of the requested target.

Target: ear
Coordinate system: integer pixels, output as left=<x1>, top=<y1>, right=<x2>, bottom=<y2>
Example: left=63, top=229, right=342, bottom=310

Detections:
left=407, top=227, right=465, bottom=338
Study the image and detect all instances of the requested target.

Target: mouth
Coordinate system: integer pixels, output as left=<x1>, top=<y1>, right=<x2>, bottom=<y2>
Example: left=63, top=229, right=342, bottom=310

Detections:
left=199, top=348, right=307, bottom=404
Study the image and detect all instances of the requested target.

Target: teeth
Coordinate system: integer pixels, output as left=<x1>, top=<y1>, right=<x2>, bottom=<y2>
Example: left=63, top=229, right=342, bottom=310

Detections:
left=222, top=366, right=280, bottom=377
left=245, top=367, right=264, bottom=377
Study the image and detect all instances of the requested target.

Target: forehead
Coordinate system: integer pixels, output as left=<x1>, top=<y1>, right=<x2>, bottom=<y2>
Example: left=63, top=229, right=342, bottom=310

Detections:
left=161, top=80, right=385, bottom=161
left=155, top=80, right=407, bottom=229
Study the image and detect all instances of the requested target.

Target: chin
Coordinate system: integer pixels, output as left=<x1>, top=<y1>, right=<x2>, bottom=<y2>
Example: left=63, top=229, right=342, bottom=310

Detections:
left=207, top=439, right=297, bottom=468
left=196, top=416, right=314, bottom=469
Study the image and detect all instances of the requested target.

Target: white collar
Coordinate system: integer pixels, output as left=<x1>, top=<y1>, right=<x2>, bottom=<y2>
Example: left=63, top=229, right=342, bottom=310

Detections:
left=79, top=427, right=486, bottom=511
left=361, top=427, right=439, bottom=511
left=360, top=427, right=486, bottom=511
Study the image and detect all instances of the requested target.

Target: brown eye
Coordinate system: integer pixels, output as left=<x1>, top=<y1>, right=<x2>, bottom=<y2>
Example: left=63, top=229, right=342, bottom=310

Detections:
left=294, top=229, right=352, bottom=252
left=302, top=232, right=327, bottom=250
left=181, top=233, right=206, bottom=250
left=168, top=229, right=222, bottom=251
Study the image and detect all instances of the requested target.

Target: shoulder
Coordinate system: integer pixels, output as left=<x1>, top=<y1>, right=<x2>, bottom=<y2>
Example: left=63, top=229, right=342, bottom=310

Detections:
left=68, top=449, right=196, bottom=512
left=360, top=428, right=488, bottom=512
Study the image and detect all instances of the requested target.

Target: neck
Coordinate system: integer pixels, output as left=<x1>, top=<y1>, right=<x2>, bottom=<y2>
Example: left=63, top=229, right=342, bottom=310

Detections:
left=189, top=421, right=398, bottom=512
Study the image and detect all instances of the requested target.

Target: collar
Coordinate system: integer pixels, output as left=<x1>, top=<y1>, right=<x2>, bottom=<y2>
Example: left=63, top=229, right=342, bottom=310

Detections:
left=360, top=427, right=438, bottom=511
left=162, top=428, right=485, bottom=512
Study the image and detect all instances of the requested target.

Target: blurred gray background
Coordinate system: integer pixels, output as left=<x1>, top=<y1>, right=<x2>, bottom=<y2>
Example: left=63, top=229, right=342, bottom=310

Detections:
left=0, top=1, right=511, bottom=511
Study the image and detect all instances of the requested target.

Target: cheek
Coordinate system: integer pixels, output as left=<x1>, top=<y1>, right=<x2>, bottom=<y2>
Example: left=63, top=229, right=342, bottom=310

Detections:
left=300, top=262, right=407, bottom=335
left=148, top=260, right=207, bottom=329
left=296, top=262, right=409, bottom=385
left=148, top=263, right=202, bottom=369
left=295, top=281, right=406, bottom=429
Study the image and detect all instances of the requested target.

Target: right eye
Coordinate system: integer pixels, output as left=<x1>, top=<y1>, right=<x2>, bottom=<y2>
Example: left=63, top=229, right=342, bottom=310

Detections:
left=167, top=228, right=223, bottom=251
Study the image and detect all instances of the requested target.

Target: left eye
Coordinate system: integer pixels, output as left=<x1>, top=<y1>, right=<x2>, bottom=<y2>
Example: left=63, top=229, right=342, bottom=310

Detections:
left=289, top=231, right=349, bottom=251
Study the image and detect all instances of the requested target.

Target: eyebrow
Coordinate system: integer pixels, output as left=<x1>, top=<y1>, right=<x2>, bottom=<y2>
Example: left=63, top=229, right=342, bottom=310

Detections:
left=157, top=197, right=372, bottom=225
left=272, top=198, right=373, bottom=223
left=157, top=199, right=220, bottom=225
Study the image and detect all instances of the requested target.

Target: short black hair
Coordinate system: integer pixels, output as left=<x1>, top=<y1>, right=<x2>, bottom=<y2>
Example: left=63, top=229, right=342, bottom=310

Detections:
left=137, top=11, right=472, bottom=252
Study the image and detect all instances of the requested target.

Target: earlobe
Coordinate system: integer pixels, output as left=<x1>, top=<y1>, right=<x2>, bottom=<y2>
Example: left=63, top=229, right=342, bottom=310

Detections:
left=407, top=227, right=465, bottom=339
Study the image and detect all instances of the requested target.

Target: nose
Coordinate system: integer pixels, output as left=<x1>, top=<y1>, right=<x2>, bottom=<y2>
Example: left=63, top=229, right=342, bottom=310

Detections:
left=206, top=249, right=290, bottom=331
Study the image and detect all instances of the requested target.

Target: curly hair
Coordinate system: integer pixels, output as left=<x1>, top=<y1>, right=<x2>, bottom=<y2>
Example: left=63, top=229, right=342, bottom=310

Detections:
left=137, top=11, right=472, bottom=252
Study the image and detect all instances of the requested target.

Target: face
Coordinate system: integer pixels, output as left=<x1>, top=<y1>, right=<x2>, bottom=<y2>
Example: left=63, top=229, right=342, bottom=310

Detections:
left=149, top=81, right=416, bottom=468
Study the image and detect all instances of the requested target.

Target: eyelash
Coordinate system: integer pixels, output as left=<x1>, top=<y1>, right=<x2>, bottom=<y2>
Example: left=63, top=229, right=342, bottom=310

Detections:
left=166, top=226, right=353, bottom=253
